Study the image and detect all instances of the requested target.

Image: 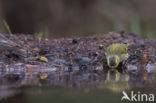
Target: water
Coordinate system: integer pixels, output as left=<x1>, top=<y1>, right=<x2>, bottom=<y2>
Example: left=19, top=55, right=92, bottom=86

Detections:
left=0, top=64, right=156, bottom=103
left=1, top=86, right=156, bottom=103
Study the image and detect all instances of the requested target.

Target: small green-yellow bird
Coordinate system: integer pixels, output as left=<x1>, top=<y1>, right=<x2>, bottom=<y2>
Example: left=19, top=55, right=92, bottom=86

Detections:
left=105, top=43, right=130, bottom=68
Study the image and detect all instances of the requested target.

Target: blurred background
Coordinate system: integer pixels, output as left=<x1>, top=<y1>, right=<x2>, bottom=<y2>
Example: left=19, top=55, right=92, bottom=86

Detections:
left=0, top=0, right=156, bottom=38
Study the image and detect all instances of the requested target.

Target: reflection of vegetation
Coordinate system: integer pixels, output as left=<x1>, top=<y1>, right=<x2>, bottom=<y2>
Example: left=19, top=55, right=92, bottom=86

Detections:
left=98, top=70, right=130, bottom=93
left=26, top=86, right=122, bottom=103
left=3, top=20, right=12, bottom=35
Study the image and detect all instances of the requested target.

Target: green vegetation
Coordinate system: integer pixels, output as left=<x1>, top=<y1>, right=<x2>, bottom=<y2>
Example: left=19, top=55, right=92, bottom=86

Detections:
left=35, top=32, right=49, bottom=39
left=44, top=33, right=49, bottom=39
left=3, top=20, right=12, bottom=35
left=1, top=14, right=156, bottom=39
left=113, top=13, right=156, bottom=38
left=114, top=20, right=125, bottom=32
left=130, top=13, right=141, bottom=36
left=35, top=32, right=44, bottom=38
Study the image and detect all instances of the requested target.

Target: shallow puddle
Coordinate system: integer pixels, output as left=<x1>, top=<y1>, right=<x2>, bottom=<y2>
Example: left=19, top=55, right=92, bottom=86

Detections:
left=0, top=64, right=156, bottom=103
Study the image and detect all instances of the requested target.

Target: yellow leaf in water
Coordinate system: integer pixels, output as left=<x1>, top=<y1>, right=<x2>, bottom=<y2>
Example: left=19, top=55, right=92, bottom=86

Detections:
left=40, top=56, right=48, bottom=62
left=142, top=53, right=147, bottom=64
left=40, top=74, right=48, bottom=80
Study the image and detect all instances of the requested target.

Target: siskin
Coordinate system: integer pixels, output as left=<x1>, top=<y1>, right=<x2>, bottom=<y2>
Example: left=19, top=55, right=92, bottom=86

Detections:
left=105, top=43, right=130, bottom=69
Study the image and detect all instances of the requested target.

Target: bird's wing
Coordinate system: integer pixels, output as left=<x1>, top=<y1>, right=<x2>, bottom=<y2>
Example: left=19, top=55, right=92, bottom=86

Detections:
left=106, top=43, right=127, bottom=55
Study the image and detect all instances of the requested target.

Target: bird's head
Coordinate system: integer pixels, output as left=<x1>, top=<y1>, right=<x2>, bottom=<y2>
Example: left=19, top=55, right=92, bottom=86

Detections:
left=107, top=55, right=120, bottom=68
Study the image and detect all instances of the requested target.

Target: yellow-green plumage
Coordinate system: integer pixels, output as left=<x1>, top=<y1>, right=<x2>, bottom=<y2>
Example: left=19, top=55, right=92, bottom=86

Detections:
left=106, top=43, right=128, bottom=55
left=105, top=43, right=130, bottom=68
